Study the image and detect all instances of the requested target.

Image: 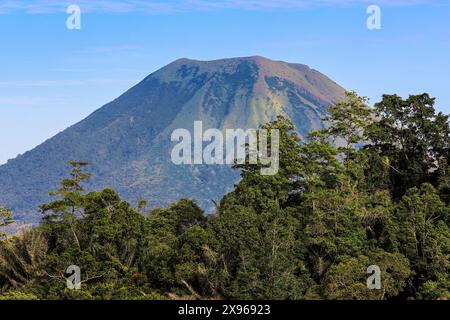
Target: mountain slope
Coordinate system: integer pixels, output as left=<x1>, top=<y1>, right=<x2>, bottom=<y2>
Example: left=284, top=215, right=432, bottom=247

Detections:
left=0, top=56, right=346, bottom=223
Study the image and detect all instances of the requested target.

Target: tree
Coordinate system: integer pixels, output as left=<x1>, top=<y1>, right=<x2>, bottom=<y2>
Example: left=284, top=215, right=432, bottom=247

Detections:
left=394, top=183, right=450, bottom=299
left=142, top=199, right=209, bottom=297
left=40, top=161, right=91, bottom=221
left=0, top=94, right=448, bottom=300
left=324, top=91, right=373, bottom=151
left=0, top=206, right=14, bottom=240
left=0, top=230, right=47, bottom=291
left=366, top=94, right=449, bottom=199
left=41, top=188, right=150, bottom=300
left=300, top=177, right=369, bottom=281
left=229, top=116, right=305, bottom=211
left=324, top=250, right=412, bottom=300
left=207, top=117, right=316, bottom=299
left=38, top=161, right=91, bottom=253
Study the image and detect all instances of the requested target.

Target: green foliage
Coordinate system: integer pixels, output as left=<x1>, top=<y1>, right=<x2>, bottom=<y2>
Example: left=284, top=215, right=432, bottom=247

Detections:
left=0, top=205, right=14, bottom=239
left=394, top=183, right=450, bottom=297
left=0, top=231, right=47, bottom=290
left=143, top=199, right=209, bottom=297
left=366, top=94, right=449, bottom=199
left=0, top=290, right=38, bottom=300
left=0, top=91, right=448, bottom=300
left=324, top=250, right=412, bottom=300
left=324, top=91, right=373, bottom=149
left=40, top=161, right=91, bottom=222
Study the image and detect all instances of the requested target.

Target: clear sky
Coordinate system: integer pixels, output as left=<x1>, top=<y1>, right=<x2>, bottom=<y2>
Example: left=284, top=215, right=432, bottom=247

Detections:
left=0, top=0, right=449, bottom=164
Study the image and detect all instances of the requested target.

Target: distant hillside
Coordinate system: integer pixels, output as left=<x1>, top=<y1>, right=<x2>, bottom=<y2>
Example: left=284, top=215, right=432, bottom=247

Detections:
left=0, top=56, right=346, bottom=224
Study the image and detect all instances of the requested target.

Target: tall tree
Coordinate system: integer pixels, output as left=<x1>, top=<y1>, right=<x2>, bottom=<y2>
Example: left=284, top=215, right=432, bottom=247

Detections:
left=366, top=94, right=449, bottom=198
left=40, top=161, right=91, bottom=221
left=394, top=183, right=450, bottom=299
left=0, top=206, right=14, bottom=240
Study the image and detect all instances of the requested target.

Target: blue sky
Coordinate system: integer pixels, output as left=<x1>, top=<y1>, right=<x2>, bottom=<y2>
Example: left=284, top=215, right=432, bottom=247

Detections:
left=0, top=0, right=449, bottom=164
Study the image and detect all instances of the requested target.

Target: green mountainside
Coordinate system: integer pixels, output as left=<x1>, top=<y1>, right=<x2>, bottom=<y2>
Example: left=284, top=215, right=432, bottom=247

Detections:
left=0, top=56, right=346, bottom=223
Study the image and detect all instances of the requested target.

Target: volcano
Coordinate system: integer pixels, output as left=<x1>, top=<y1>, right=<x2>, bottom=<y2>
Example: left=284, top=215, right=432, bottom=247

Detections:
left=0, top=56, right=346, bottom=224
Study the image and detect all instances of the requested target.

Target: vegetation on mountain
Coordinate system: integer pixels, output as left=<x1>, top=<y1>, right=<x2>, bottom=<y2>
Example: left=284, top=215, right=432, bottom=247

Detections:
left=0, top=57, right=346, bottom=223
left=0, top=92, right=448, bottom=300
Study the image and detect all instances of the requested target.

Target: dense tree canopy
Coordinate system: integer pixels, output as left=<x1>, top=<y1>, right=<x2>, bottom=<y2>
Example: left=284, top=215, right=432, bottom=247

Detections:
left=0, top=92, right=448, bottom=300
